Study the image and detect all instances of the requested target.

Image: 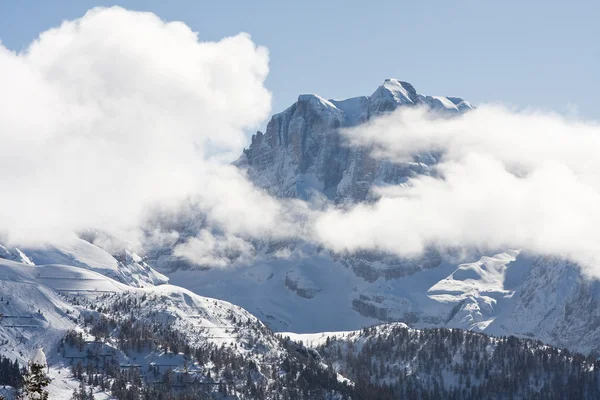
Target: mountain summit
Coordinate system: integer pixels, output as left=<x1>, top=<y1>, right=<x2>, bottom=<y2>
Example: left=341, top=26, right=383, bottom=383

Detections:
left=238, top=79, right=471, bottom=201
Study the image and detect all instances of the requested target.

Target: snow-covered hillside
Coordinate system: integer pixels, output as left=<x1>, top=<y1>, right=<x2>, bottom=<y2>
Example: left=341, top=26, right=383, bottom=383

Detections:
left=0, top=256, right=253, bottom=362
left=2, top=237, right=168, bottom=288
left=0, top=259, right=88, bottom=398
left=166, top=244, right=600, bottom=355
left=0, top=259, right=355, bottom=399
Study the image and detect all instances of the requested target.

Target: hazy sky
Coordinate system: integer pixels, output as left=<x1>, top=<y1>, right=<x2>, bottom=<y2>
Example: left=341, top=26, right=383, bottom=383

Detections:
left=1, top=0, right=598, bottom=125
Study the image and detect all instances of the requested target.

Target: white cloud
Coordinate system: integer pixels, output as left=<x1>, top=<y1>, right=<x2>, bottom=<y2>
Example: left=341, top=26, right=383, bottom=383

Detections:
left=315, top=106, right=600, bottom=277
left=0, top=7, right=273, bottom=246
left=173, top=230, right=255, bottom=267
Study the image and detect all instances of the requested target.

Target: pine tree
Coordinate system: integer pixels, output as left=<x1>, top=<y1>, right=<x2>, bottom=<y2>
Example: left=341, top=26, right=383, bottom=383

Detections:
left=22, top=357, right=51, bottom=400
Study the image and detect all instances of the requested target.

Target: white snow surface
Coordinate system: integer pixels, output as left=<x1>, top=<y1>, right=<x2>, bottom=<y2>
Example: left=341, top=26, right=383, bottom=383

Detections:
left=378, top=78, right=416, bottom=104
left=168, top=247, right=523, bottom=333
left=0, top=258, right=283, bottom=397
left=22, top=238, right=168, bottom=287
left=31, top=348, right=47, bottom=367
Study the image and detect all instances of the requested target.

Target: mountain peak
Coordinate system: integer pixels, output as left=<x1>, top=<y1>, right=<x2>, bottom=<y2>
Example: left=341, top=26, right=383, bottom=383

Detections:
left=296, top=93, right=341, bottom=113
left=371, top=78, right=419, bottom=105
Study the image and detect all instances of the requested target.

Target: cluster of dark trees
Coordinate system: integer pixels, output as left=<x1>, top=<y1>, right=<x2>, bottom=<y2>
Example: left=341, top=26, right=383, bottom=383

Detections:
left=0, top=354, right=51, bottom=400
left=314, top=325, right=600, bottom=400
left=23, top=361, right=51, bottom=400
left=0, top=354, right=24, bottom=389
left=70, top=379, right=96, bottom=400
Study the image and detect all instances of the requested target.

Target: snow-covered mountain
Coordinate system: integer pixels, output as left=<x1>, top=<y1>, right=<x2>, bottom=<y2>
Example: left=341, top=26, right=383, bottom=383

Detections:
left=236, top=78, right=472, bottom=202
left=148, top=79, right=600, bottom=356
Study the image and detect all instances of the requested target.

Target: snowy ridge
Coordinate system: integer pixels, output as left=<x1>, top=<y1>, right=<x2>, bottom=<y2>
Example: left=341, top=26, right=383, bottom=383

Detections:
left=13, top=237, right=168, bottom=288
left=0, top=244, right=34, bottom=265
left=278, top=322, right=410, bottom=348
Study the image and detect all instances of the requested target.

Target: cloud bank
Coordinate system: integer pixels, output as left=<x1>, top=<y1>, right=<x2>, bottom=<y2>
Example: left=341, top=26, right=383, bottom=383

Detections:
left=315, top=106, right=600, bottom=276
left=0, top=7, right=277, bottom=246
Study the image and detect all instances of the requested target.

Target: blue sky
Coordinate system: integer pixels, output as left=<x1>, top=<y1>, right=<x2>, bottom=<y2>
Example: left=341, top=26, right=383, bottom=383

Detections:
left=1, top=0, right=598, bottom=123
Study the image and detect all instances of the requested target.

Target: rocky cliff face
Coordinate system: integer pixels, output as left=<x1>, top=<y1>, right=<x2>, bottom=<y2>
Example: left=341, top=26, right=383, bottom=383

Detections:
left=236, top=79, right=472, bottom=202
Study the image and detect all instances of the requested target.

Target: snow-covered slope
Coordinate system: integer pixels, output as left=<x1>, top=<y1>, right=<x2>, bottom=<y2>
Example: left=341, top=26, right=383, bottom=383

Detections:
left=164, top=249, right=519, bottom=335
left=2, top=237, right=169, bottom=288
left=167, top=243, right=600, bottom=354
left=486, top=256, right=600, bottom=354
left=4, top=76, right=598, bottom=374
left=0, top=259, right=355, bottom=398
left=278, top=322, right=410, bottom=348
left=0, top=244, right=35, bottom=265
left=2, top=256, right=599, bottom=399
left=0, top=257, right=269, bottom=358
left=0, top=259, right=85, bottom=397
